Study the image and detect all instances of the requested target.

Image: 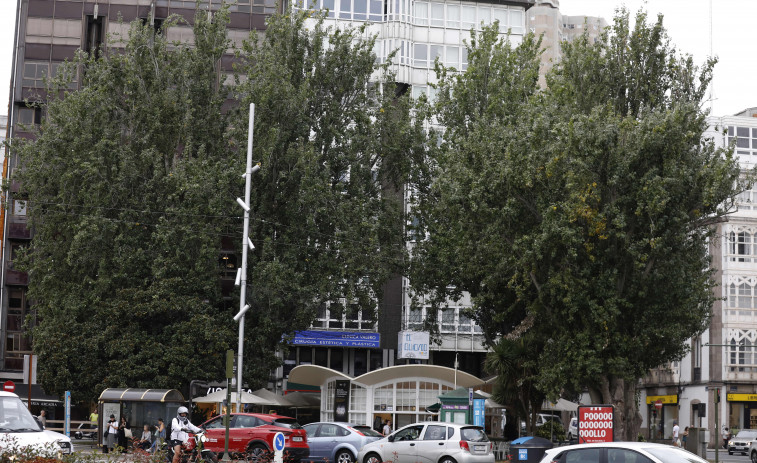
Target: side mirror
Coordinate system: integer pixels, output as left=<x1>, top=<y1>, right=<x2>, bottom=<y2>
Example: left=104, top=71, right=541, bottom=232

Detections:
left=387, top=435, right=394, bottom=442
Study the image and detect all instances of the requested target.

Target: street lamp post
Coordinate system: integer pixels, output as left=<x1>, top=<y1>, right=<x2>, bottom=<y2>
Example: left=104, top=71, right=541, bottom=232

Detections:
left=234, top=103, right=259, bottom=414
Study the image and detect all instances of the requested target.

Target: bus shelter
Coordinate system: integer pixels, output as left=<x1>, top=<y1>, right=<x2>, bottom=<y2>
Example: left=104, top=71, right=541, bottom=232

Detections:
left=97, top=388, right=185, bottom=446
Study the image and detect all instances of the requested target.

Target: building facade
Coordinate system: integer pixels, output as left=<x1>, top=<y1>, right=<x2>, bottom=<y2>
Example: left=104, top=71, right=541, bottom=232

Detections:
left=637, top=108, right=757, bottom=447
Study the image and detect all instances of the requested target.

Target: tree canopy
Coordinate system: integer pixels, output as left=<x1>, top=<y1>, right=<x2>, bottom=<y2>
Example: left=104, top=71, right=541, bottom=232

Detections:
left=410, top=10, right=746, bottom=439
left=14, top=6, right=423, bottom=401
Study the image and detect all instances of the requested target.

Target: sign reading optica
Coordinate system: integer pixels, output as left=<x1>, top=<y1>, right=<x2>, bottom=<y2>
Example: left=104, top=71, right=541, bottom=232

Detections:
left=578, top=405, right=614, bottom=444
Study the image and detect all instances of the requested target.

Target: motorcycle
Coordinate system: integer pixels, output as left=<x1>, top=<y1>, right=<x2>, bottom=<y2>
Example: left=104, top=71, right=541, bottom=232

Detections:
left=161, top=430, right=219, bottom=463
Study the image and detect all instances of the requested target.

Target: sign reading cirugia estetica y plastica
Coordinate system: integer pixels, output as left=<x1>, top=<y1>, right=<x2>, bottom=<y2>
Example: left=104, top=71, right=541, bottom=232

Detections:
left=398, top=330, right=430, bottom=359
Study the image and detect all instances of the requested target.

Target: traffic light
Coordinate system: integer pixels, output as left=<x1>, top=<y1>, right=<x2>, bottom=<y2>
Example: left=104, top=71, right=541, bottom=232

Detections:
left=716, top=388, right=721, bottom=403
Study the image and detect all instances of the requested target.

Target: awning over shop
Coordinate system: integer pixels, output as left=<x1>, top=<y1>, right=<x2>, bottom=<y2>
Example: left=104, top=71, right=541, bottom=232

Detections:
left=541, top=398, right=579, bottom=412
left=193, top=389, right=268, bottom=405
left=475, top=390, right=507, bottom=409
left=284, top=391, right=320, bottom=408
left=98, top=388, right=185, bottom=402
left=253, top=388, right=295, bottom=407
left=14, top=384, right=61, bottom=404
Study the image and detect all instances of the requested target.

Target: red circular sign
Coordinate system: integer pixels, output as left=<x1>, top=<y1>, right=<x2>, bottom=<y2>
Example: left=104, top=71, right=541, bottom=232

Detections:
left=654, top=400, right=663, bottom=410
left=3, top=381, right=15, bottom=393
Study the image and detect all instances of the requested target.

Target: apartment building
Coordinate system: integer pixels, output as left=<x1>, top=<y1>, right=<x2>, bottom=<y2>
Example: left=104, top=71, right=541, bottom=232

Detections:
left=527, top=0, right=607, bottom=86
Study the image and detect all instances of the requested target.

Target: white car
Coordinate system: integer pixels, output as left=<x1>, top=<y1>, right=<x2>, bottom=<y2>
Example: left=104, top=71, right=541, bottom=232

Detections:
left=540, top=441, right=708, bottom=463
left=0, top=392, right=72, bottom=456
left=566, top=418, right=577, bottom=441
left=357, top=422, right=493, bottom=463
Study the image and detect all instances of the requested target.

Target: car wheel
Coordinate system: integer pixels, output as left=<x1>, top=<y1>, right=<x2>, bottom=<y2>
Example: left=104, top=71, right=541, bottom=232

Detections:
left=247, top=444, right=271, bottom=463
left=752, top=451, right=757, bottom=463
left=336, top=450, right=354, bottom=463
left=364, top=452, right=382, bottom=463
left=566, top=433, right=572, bottom=441
left=74, top=432, right=82, bottom=440
left=439, top=457, right=457, bottom=463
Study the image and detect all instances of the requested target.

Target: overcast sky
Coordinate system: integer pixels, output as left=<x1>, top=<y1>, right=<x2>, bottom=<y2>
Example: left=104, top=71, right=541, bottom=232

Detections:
left=0, top=0, right=753, bottom=117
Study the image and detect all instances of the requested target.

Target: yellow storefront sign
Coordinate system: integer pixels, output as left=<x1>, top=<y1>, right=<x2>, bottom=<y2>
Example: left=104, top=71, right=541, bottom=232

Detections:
left=727, top=393, right=757, bottom=402
left=646, top=395, right=678, bottom=405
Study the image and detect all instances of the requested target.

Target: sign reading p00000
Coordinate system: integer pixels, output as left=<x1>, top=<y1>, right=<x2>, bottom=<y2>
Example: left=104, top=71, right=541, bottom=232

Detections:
left=578, top=405, right=614, bottom=444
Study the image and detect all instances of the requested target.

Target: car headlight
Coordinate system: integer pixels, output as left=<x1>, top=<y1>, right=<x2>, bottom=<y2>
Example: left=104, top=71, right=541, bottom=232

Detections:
left=729, top=440, right=733, bottom=446
left=200, top=434, right=208, bottom=443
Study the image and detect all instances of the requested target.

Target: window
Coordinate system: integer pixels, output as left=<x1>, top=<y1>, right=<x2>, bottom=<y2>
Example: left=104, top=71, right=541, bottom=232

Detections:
left=462, top=6, right=476, bottom=30
left=446, top=46, right=459, bottom=68
left=563, top=448, right=601, bottom=463
left=394, top=425, right=423, bottom=441
left=446, top=5, right=459, bottom=28
left=509, top=10, right=523, bottom=34
left=85, top=15, right=105, bottom=58
left=728, top=230, right=755, bottom=262
left=12, top=199, right=27, bottom=216
left=430, top=3, right=444, bottom=27
left=22, top=62, right=49, bottom=88
left=607, top=449, right=653, bottom=463
left=414, top=1, right=428, bottom=25
left=440, top=307, right=455, bottom=332
left=414, top=44, right=428, bottom=68
left=424, top=425, right=446, bottom=440
left=727, top=329, right=757, bottom=372
left=492, top=8, right=508, bottom=31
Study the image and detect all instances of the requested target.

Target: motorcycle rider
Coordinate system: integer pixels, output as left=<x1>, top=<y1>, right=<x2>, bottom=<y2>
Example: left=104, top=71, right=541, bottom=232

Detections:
left=171, top=406, right=202, bottom=463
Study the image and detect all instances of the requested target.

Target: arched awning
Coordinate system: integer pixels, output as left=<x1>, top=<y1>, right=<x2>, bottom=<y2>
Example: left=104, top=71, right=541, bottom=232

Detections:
left=355, top=364, right=483, bottom=387
left=287, top=364, right=484, bottom=389
left=288, top=365, right=352, bottom=389
left=98, top=388, right=185, bottom=402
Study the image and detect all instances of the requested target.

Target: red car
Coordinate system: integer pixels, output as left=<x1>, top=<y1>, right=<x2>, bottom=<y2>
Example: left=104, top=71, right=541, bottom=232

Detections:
left=200, top=413, right=309, bottom=462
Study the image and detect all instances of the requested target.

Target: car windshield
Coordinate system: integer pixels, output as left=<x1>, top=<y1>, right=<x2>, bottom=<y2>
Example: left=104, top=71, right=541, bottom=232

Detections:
left=736, top=431, right=757, bottom=439
left=0, top=396, right=42, bottom=432
left=460, top=427, right=488, bottom=442
left=352, top=426, right=383, bottom=437
left=644, top=447, right=708, bottom=463
left=272, top=419, right=302, bottom=429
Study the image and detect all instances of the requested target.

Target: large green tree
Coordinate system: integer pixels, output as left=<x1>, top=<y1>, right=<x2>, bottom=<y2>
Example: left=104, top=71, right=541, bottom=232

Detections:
left=14, top=4, right=424, bottom=400
left=410, top=10, right=746, bottom=440
left=14, top=10, right=238, bottom=401
left=231, top=9, right=425, bottom=381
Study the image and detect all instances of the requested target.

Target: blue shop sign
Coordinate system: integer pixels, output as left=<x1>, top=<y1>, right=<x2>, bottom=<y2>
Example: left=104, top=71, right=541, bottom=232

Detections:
left=291, top=330, right=380, bottom=348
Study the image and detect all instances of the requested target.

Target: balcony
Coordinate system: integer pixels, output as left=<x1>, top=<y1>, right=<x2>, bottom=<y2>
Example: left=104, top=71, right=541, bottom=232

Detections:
left=7, top=222, right=31, bottom=240
left=4, top=262, right=28, bottom=286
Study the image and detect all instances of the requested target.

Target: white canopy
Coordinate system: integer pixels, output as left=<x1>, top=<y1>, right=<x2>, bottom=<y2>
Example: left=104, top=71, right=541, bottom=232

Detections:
left=474, top=390, right=507, bottom=409
left=252, top=388, right=295, bottom=407
left=542, top=398, right=579, bottom=412
left=193, top=389, right=268, bottom=405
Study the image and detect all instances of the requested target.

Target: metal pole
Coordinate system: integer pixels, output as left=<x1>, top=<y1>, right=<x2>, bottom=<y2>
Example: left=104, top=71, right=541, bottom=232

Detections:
left=237, top=103, right=255, bottom=414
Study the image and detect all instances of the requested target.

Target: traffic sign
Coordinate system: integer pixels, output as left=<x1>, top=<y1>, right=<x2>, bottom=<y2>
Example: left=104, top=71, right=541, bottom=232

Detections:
left=273, top=432, right=285, bottom=463
left=654, top=400, right=663, bottom=410
left=273, top=432, right=285, bottom=452
left=3, top=381, right=14, bottom=393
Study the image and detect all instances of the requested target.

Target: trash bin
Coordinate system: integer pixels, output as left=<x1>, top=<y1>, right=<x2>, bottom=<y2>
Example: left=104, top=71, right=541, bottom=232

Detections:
left=685, top=427, right=707, bottom=458
left=508, top=436, right=553, bottom=462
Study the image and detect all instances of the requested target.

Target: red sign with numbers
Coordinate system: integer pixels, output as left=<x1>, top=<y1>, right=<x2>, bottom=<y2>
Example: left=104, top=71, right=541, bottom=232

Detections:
left=578, top=405, right=614, bottom=444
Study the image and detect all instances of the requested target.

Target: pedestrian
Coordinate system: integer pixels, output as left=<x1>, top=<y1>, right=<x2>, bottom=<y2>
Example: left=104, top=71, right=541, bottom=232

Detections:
left=106, top=414, right=118, bottom=453
left=37, top=410, right=47, bottom=429
left=672, top=420, right=680, bottom=447
left=722, top=426, right=730, bottom=449
left=150, top=418, right=166, bottom=453
left=117, top=416, right=129, bottom=453
left=382, top=420, right=392, bottom=436
left=682, top=426, right=689, bottom=449
left=137, top=424, right=152, bottom=451
left=90, top=407, right=99, bottom=425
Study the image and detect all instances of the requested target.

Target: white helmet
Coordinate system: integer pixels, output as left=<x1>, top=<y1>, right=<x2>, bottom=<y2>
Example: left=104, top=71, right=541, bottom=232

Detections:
left=177, top=406, right=189, bottom=423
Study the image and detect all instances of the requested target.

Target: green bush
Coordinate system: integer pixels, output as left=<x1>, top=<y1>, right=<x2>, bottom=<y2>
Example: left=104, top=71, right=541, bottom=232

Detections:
left=534, top=421, right=565, bottom=442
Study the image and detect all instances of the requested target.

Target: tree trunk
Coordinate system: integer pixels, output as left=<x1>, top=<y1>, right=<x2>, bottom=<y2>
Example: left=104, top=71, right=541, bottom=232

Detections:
left=595, top=375, right=643, bottom=441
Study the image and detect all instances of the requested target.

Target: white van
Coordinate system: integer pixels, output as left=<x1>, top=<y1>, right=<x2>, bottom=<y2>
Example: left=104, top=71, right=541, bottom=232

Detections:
left=0, top=391, right=72, bottom=456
